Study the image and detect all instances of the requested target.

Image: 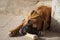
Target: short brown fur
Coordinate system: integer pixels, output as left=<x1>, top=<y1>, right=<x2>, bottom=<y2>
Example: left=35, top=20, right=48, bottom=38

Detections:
left=9, top=6, right=51, bottom=36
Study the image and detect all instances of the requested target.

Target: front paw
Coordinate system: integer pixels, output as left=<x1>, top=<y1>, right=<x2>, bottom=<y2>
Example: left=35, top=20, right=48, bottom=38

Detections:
left=9, top=31, right=17, bottom=37
left=37, top=31, right=41, bottom=37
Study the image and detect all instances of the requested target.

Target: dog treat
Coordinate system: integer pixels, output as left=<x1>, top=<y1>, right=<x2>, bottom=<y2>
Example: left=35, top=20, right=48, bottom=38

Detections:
left=25, top=33, right=39, bottom=40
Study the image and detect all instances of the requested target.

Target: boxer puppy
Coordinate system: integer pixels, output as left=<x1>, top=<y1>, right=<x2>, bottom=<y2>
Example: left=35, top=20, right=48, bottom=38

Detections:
left=9, top=6, right=51, bottom=37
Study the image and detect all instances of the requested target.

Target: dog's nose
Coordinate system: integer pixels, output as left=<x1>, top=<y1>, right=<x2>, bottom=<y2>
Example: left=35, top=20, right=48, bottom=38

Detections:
left=28, top=20, right=32, bottom=24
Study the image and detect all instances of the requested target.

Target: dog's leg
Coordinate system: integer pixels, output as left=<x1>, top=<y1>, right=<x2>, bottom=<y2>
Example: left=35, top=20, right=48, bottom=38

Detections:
left=9, top=19, right=25, bottom=37
left=43, top=15, right=51, bottom=30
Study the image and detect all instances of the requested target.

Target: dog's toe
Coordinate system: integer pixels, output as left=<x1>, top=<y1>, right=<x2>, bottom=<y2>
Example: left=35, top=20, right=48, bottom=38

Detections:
left=9, top=32, right=17, bottom=37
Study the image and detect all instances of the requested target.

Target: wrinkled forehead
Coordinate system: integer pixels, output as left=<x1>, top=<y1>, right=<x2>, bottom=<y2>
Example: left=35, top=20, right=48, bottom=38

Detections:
left=30, top=10, right=40, bottom=19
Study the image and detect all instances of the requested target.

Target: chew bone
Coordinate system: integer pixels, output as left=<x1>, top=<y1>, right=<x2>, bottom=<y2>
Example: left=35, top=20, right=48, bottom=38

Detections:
left=25, top=33, right=39, bottom=40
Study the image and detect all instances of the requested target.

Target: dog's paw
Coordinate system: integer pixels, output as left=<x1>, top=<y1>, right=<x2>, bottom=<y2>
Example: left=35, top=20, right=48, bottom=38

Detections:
left=8, top=32, right=17, bottom=37
left=37, top=31, right=41, bottom=37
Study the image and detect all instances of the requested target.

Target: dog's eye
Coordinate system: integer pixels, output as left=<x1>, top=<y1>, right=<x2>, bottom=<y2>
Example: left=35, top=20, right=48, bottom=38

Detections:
left=28, top=20, right=32, bottom=24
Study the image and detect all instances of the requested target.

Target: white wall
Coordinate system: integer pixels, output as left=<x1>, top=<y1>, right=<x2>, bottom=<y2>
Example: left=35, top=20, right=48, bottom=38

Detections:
left=51, top=0, right=60, bottom=32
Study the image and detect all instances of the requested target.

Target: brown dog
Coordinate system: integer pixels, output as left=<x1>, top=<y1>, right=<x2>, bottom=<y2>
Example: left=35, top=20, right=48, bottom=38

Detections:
left=9, top=6, right=51, bottom=37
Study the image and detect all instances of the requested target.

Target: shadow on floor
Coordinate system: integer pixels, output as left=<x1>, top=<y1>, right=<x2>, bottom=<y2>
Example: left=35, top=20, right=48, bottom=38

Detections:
left=38, top=17, right=60, bottom=40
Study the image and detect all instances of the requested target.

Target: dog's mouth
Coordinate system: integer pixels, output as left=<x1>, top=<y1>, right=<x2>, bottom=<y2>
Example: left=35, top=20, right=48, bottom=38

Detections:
left=19, top=24, right=39, bottom=35
left=19, top=20, right=41, bottom=35
left=19, top=23, right=32, bottom=35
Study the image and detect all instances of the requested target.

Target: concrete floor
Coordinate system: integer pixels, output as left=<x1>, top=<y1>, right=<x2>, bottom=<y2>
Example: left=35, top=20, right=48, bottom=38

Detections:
left=0, top=15, right=32, bottom=40
left=0, top=15, right=60, bottom=40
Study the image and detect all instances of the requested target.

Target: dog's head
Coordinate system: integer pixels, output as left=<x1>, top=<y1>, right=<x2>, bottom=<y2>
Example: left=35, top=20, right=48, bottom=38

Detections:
left=19, top=21, right=40, bottom=35
left=19, top=10, right=40, bottom=35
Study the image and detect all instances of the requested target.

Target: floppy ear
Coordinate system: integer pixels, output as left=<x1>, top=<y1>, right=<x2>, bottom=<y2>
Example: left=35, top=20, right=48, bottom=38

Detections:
left=31, top=10, right=35, bottom=15
left=31, top=10, right=37, bottom=15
